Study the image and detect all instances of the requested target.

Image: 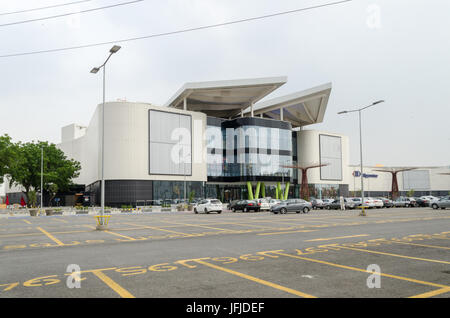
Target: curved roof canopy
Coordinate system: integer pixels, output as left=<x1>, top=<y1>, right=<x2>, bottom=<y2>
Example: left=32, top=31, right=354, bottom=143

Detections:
left=165, top=76, right=287, bottom=118
left=243, top=83, right=332, bottom=128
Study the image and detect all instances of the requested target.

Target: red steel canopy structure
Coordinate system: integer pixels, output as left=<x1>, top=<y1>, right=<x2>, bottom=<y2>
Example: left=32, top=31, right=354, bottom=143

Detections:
left=372, top=167, right=418, bottom=200
left=283, top=163, right=329, bottom=200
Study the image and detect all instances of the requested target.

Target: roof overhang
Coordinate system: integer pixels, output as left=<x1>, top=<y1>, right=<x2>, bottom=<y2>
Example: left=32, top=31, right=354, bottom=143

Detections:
left=164, top=76, right=287, bottom=118
left=244, top=83, right=332, bottom=128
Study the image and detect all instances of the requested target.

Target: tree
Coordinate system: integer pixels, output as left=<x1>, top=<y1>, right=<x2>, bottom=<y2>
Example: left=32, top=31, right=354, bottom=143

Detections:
left=7, top=141, right=81, bottom=204
left=48, top=183, right=58, bottom=207
left=0, top=134, right=17, bottom=184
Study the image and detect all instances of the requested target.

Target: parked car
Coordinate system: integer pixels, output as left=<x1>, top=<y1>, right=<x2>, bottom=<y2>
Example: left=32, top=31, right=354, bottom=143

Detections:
left=256, top=198, right=271, bottom=211
left=406, top=197, right=417, bottom=207
left=348, top=197, right=362, bottom=207
left=368, top=197, right=383, bottom=208
left=321, top=198, right=334, bottom=209
left=377, top=197, right=393, bottom=208
left=360, top=198, right=375, bottom=208
left=393, top=197, right=409, bottom=207
left=194, top=199, right=223, bottom=214
left=227, top=200, right=239, bottom=209
left=431, top=196, right=450, bottom=210
left=325, top=198, right=356, bottom=210
left=311, top=199, right=325, bottom=210
left=230, top=200, right=261, bottom=212
left=416, top=196, right=439, bottom=207
left=271, top=199, right=312, bottom=214
left=268, top=199, right=282, bottom=209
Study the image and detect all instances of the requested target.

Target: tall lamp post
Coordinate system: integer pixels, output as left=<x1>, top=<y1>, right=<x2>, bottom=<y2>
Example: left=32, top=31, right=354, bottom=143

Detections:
left=90, top=45, right=121, bottom=229
left=41, top=147, right=43, bottom=212
left=338, top=100, right=385, bottom=215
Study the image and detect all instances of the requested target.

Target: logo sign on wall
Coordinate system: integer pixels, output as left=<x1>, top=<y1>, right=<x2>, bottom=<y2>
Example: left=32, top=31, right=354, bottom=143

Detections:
left=363, top=173, right=378, bottom=178
left=352, top=171, right=361, bottom=177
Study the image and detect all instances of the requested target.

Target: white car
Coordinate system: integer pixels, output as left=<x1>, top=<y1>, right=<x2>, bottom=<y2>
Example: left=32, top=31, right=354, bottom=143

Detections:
left=268, top=199, right=282, bottom=209
left=194, top=199, right=223, bottom=214
left=362, top=198, right=375, bottom=208
left=368, top=197, right=383, bottom=208
left=256, top=198, right=271, bottom=211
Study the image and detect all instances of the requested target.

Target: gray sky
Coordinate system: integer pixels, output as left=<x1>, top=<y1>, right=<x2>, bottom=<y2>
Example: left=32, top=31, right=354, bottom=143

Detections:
left=0, top=0, right=449, bottom=167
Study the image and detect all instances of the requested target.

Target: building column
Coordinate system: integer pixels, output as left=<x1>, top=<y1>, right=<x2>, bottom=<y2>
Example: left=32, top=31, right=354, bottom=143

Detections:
left=250, top=102, right=254, bottom=117
left=183, top=98, right=187, bottom=111
left=284, top=181, right=290, bottom=200
left=247, top=182, right=254, bottom=200
left=261, top=183, right=266, bottom=198
left=280, top=107, right=284, bottom=121
left=254, top=182, right=261, bottom=199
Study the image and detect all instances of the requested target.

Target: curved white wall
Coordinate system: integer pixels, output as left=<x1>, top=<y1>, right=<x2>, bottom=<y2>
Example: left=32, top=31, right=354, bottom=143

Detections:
left=58, top=102, right=207, bottom=186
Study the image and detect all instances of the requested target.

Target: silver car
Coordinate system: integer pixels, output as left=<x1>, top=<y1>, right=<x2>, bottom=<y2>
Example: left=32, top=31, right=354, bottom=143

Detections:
left=271, top=199, right=312, bottom=214
left=431, top=196, right=450, bottom=210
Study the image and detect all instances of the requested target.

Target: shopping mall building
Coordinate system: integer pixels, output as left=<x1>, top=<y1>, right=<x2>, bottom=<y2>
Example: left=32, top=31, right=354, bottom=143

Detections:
left=54, top=76, right=357, bottom=207
left=3, top=76, right=447, bottom=207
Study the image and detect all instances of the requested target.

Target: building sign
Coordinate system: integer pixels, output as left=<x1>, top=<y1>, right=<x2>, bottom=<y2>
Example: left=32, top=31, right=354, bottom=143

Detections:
left=363, top=173, right=378, bottom=178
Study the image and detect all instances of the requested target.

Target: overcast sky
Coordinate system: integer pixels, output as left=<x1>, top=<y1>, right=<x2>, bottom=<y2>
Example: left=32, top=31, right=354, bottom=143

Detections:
left=1, top=0, right=449, bottom=169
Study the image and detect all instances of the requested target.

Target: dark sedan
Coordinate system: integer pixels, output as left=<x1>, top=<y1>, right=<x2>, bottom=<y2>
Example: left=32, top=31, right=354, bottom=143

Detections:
left=378, top=197, right=393, bottom=208
left=271, top=199, right=312, bottom=214
left=325, top=199, right=356, bottom=210
left=230, top=200, right=261, bottom=212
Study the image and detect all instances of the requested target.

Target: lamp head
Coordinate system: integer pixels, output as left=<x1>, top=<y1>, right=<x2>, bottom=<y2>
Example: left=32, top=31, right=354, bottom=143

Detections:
left=90, top=67, right=100, bottom=74
left=372, top=100, right=385, bottom=105
left=110, top=45, right=121, bottom=54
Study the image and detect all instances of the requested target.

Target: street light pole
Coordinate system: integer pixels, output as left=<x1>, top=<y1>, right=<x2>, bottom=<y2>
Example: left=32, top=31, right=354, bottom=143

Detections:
left=41, top=147, right=43, bottom=211
left=91, top=45, right=121, bottom=227
left=338, top=100, right=384, bottom=214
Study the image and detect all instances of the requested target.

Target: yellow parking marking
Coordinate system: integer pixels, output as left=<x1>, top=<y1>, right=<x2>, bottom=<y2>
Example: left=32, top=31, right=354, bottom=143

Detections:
left=53, top=218, right=68, bottom=223
left=390, top=240, right=450, bottom=250
left=160, top=220, right=240, bottom=233
left=84, top=225, right=136, bottom=241
left=22, top=219, right=31, bottom=225
left=272, top=251, right=449, bottom=289
left=90, top=270, right=135, bottom=298
left=193, top=259, right=316, bottom=298
left=338, top=246, right=450, bottom=265
left=257, top=230, right=318, bottom=236
left=305, top=234, right=370, bottom=242
left=36, top=227, right=64, bottom=246
left=409, top=287, right=450, bottom=298
left=123, top=222, right=195, bottom=237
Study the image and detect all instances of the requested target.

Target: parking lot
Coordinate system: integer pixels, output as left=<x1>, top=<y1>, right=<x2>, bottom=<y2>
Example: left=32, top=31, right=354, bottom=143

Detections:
left=0, top=207, right=449, bottom=298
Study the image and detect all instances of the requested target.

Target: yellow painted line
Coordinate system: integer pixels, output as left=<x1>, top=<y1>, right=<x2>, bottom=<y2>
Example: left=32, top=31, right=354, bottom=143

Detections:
left=305, top=234, right=370, bottom=242
left=338, top=246, right=450, bottom=265
left=160, top=220, right=240, bottom=233
left=124, top=222, right=196, bottom=237
left=36, top=227, right=64, bottom=246
left=22, top=219, right=31, bottom=225
left=84, top=224, right=136, bottom=241
left=390, top=240, right=450, bottom=250
left=194, top=259, right=316, bottom=298
left=409, top=287, right=450, bottom=298
left=104, top=230, right=136, bottom=241
left=91, top=270, right=135, bottom=298
left=257, top=230, right=318, bottom=236
left=273, top=251, right=449, bottom=289
left=54, top=218, right=68, bottom=223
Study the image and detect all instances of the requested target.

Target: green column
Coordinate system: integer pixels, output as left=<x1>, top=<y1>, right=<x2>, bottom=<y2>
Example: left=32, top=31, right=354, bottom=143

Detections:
left=284, top=181, right=290, bottom=200
left=247, top=181, right=254, bottom=200
left=276, top=182, right=281, bottom=200
left=261, top=183, right=266, bottom=198
left=254, top=182, right=261, bottom=199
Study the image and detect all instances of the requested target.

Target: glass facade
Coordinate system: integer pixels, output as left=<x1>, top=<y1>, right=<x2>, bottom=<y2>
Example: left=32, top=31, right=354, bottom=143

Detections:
left=206, top=117, right=293, bottom=182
